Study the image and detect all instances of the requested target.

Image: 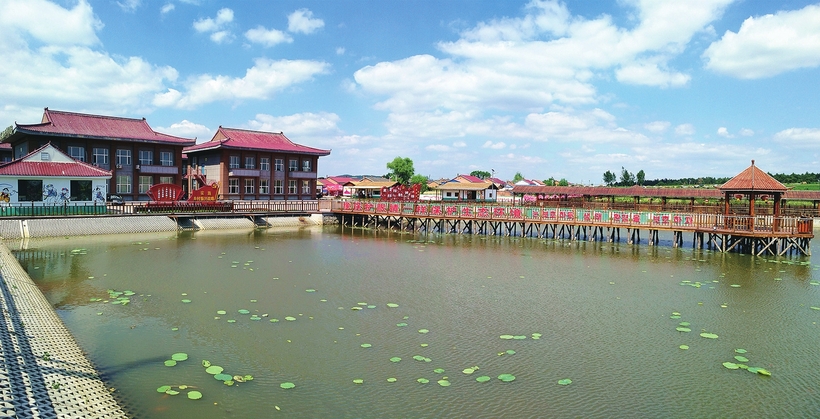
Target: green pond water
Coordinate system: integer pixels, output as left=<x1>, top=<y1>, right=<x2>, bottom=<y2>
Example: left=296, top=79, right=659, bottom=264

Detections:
left=9, top=226, right=820, bottom=418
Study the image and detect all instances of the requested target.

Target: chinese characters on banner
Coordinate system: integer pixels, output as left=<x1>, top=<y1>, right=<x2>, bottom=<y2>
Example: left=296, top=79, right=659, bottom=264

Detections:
left=379, top=184, right=421, bottom=202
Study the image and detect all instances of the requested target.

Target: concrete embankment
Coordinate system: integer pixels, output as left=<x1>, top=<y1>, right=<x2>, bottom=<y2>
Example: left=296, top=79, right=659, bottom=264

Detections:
left=0, top=213, right=329, bottom=239
left=0, top=242, right=127, bottom=417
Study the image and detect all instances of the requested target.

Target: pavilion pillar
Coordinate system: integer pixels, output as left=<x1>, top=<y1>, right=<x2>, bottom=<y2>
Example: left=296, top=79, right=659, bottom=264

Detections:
left=723, top=192, right=730, bottom=216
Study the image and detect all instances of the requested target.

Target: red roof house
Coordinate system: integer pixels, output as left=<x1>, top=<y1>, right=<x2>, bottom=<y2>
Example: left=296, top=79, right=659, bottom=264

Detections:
left=183, top=127, right=331, bottom=200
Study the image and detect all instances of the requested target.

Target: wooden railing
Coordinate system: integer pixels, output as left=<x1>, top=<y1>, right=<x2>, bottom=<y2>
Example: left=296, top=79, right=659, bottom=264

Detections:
left=333, top=200, right=814, bottom=237
left=0, top=199, right=324, bottom=217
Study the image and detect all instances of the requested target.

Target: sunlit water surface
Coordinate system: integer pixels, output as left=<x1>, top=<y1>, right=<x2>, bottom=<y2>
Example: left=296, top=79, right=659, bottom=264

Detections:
left=9, top=226, right=820, bottom=418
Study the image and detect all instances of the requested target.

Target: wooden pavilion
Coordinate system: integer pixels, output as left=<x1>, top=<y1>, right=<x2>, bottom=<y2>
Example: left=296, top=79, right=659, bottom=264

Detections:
left=719, top=160, right=787, bottom=217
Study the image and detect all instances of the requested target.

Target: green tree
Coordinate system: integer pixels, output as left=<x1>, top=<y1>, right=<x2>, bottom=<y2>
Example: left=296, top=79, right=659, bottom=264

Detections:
left=470, top=170, right=491, bottom=179
left=386, top=157, right=415, bottom=185
left=513, top=172, right=524, bottom=182
left=603, top=170, right=616, bottom=186
left=619, top=167, right=635, bottom=186
left=409, top=174, right=429, bottom=192
left=558, top=178, right=569, bottom=186
left=636, top=170, right=645, bottom=186
left=544, top=177, right=556, bottom=186
left=0, top=125, right=12, bottom=143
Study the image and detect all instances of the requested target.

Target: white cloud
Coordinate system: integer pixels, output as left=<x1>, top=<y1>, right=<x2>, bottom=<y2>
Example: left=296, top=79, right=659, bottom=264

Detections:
left=717, top=127, right=733, bottom=138
left=616, top=62, right=690, bottom=88
left=193, top=8, right=234, bottom=43
left=155, top=120, right=212, bottom=140
left=773, top=128, right=820, bottom=147
left=675, top=123, right=695, bottom=136
left=288, top=9, right=324, bottom=34
left=482, top=141, right=507, bottom=149
left=247, top=112, right=341, bottom=137
left=524, top=108, right=647, bottom=144
left=155, top=58, right=329, bottom=108
left=739, top=128, right=754, bottom=136
left=117, top=0, right=140, bottom=13
left=161, top=3, right=175, bottom=15
left=0, top=0, right=102, bottom=46
left=453, top=141, right=467, bottom=148
left=426, top=144, right=451, bottom=152
left=703, top=4, right=820, bottom=78
left=644, top=121, right=671, bottom=133
left=336, top=47, right=346, bottom=55
left=245, top=26, right=292, bottom=47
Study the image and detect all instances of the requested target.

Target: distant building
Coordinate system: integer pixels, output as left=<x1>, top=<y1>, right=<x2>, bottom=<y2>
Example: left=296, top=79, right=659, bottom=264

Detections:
left=183, top=127, right=330, bottom=200
left=434, top=175, right=498, bottom=202
left=4, top=108, right=194, bottom=201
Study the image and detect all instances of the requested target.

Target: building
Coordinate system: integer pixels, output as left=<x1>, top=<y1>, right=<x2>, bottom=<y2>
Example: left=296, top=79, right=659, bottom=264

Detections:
left=182, top=127, right=330, bottom=200
left=3, top=108, right=195, bottom=201
left=0, top=143, right=110, bottom=205
left=434, top=175, right=498, bottom=202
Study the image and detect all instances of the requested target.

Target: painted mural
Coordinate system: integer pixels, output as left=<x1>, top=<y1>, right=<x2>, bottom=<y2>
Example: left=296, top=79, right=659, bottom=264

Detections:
left=0, top=178, right=108, bottom=205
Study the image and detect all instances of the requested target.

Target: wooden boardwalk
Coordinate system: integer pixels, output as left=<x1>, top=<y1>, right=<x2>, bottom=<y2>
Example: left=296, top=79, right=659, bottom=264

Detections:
left=333, top=200, right=814, bottom=256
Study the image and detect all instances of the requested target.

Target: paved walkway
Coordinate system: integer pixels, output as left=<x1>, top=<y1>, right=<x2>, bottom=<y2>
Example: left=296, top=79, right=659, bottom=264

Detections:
left=0, top=243, right=126, bottom=418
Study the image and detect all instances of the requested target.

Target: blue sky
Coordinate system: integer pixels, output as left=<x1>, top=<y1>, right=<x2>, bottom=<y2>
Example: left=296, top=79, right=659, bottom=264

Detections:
left=2, top=0, right=820, bottom=183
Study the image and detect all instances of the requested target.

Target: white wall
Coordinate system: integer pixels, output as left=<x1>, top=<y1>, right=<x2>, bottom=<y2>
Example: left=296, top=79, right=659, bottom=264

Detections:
left=0, top=177, right=110, bottom=205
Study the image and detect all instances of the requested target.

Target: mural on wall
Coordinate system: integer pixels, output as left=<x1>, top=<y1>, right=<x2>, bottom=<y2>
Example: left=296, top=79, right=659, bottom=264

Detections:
left=43, top=184, right=59, bottom=203
left=94, top=186, right=105, bottom=204
left=0, top=184, right=17, bottom=203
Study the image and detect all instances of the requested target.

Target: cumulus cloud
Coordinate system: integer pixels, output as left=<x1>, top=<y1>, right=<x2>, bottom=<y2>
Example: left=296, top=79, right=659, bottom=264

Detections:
left=247, top=112, right=341, bottom=137
left=717, top=127, right=733, bottom=138
left=336, top=47, right=346, bottom=55
left=703, top=4, right=820, bottom=78
left=773, top=128, right=820, bottom=147
left=616, top=62, right=690, bottom=88
left=288, top=9, right=324, bottom=34
left=193, top=8, right=234, bottom=43
left=245, top=26, right=293, bottom=47
left=155, top=120, right=212, bottom=140
left=675, top=123, right=695, bottom=136
left=739, top=128, right=754, bottom=136
left=644, top=121, right=671, bottom=133
left=0, top=0, right=102, bottom=46
left=154, top=58, right=329, bottom=108
left=117, top=0, right=140, bottom=13
left=482, top=141, right=507, bottom=149
left=161, top=3, right=175, bottom=15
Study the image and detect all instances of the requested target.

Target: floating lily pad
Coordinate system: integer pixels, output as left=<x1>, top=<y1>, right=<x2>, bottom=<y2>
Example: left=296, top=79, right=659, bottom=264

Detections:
left=500, top=335, right=514, bottom=340
left=214, top=373, right=232, bottom=381
left=506, top=350, right=516, bottom=355
left=164, top=360, right=177, bottom=367
left=227, top=319, right=236, bottom=323
left=700, top=332, right=719, bottom=339
left=187, top=391, right=202, bottom=400
left=498, top=374, right=516, bottom=382
left=157, top=385, right=171, bottom=393
left=390, top=357, right=402, bottom=363
left=387, top=377, right=397, bottom=382
left=679, top=322, right=690, bottom=327
left=205, top=366, right=223, bottom=375
left=361, top=343, right=372, bottom=348
left=730, top=284, right=741, bottom=288
left=512, top=335, right=526, bottom=340
left=437, top=379, right=450, bottom=387
left=270, top=319, right=279, bottom=323
left=735, top=348, right=747, bottom=354
left=433, top=368, right=445, bottom=374
left=202, top=360, right=211, bottom=367
left=280, top=382, right=296, bottom=389
left=558, top=378, right=572, bottom=385
left=305, top=289, right=316, bottom=293
left=224, top=380, right=234, bottom=386
left=413, top=355, right=425, bottom=361
left=166, top=389, right=179, bottom=396
left=216, top=310, right=226, bottom=315
left=734, top=355, right=749, bottom=363
left=679, top=345, right=689, bottom=350
left=476, top=376, right=491, bottom=383
left=723, top=362, right=739, bottom=369
left=181, top=299, right=191, bottom=303
left=171, top=353, right=188, bottom=361
left=756, top=368, right=771, bottom=376
left=676, top=327, right=691, bottom=332
left=353, top=379, right=364, bottom=384
left=462, top=368, right=475, bottom=375
left=285, top=316, right=296, bottom=321
left=396, top=323, right=408, bottom=327
left=417, top=378, right=429, bottom=384
left=238, top=309, right=250, bottom=315
left=418, top=329, right=429, bottom=334
left=386, top=303, right=399, bottom=308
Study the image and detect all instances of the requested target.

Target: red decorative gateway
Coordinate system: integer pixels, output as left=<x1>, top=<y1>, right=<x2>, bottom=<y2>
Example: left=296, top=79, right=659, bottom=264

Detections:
left=147, top=183, right=220, bottom=202
left=379, top=184, right=421, bottom=202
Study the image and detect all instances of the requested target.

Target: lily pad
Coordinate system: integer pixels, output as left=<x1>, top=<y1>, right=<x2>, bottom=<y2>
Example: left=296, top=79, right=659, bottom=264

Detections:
left=513, top=335, right=526, bottom=340
left=305, top=289, right=316, bottom=293
left=735, top=348, right=747, bottom=354
left=157, top=385, right=171, bottom=393
left=756, top=368, right=772, bottom=376
left=205, top=366, right=223, bottom=375
left=202, top=360, right=211, bottom=367
left=390, top=357, right=402, bottom=363
left=285, top=316, right=296, bottom=321
left=216, top=310, right=226, bottom=315
left=164, top=360, right=177, bottom=367
left=700, top=332, right=719, bottom=339
left=498, top=373, right=516, bottom=382
left=506, top=350, right=516, bottom=355
left=476, top=376, right=491, bottom=383
left=433, top=368, right=445, bottom=374
left=417, top=378, right=429, bottom=384
left=418, top=329, right=429, bottom=334
left=676, top=327, right=691, bottom=332
left=387, top=377, right=397, bottom=382
left=558, top=378, right=572, bottom=385
left=462, top=368, right=475, bottom=375
left=734, top=355, right=749, bottom=363
left=238, top=309, right=250, bottom=315
left=723, top=362, right=739, bottom=369
left=181, top=299, right=191, bottom=303
left=171, top=353, right=188, bottom=361
left=386, top=303, right=399, bottom=308
left=437, top=379, right=451, bottom=387
left=280, top=382, right=296, bottom=389
left=214, top=373, right=232, bottom=381
left=413, top=355, right=425, bottom=361
left=353, top=379, right=364, bottom=384
left=361, top=343, right=372, bottom=348
left=396, top=323, right=408, bottom=327
left=165, top=389, right=179, bottom=396
left=500, top=335, right=514, bottom=340
left=187, top=391, right=202, bottom=400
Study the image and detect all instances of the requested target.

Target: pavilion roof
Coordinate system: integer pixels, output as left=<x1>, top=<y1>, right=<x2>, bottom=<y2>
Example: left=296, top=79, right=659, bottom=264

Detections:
left=719, top=160, right=787, bottom=193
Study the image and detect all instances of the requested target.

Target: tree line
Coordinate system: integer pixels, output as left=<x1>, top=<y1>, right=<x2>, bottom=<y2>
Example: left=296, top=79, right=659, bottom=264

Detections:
left=604, top=169, right=820, bottom=187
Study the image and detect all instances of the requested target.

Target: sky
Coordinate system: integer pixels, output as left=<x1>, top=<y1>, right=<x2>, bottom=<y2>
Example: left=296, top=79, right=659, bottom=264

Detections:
left=2, top=0, right=820, bottom=184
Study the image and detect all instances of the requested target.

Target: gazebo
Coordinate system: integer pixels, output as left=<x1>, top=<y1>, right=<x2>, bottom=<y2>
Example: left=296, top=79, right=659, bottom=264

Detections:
left=718, top=160, right=787, bottom=217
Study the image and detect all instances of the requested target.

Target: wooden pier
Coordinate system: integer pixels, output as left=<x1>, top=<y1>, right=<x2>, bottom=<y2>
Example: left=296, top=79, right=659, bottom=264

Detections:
left=332, top=201, right=814, bottom=256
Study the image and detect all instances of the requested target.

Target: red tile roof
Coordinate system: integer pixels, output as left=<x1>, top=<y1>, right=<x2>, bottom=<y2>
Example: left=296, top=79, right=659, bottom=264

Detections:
left=184, top=127, right=330, bottom=156
left=719, top=160, right=787, bottom=192
left=11, top=108, right=195, bottom=145
left=0, top=143, right=111, bottom=177
left=456, top=174, right=485, bottom=183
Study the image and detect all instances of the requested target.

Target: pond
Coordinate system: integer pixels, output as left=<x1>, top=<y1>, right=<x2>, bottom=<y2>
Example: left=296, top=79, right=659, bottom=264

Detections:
left=10, top=226, right=820, bottom=418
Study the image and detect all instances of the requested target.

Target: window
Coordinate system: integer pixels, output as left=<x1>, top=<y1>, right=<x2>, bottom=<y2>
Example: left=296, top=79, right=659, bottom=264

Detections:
left=302, top=180, right=311, bottom=194
left=17, top=180, right=43, bottom=201
left=139, top=176, right=153, bottom=193
left=274, top=180, right=283, bottom=194
left=302, top=160, right=311, bottom=172
left=244, top=179, right=255, bottom=194
left=259, top=179, right=270, bottom=194
left=116, top=149, right=131, bottom=166
left=70, top=180, right=92, bottom=201
left=288, top=180, right=297, bottom=194
left=289, top=159, right=298, bottom=172
left=92, top=148, right=109, bottom=166
left=228, top=178, right=239, bottom=194
left=260, top=158, right=270, bottom=171
left=160, top=151, right=173, bottom=166
left=14, top=144, right=27, bottom=159
left=229, top=156, right=240, bottom=169
left=159, top=176, right=173, bottom=184
left=245, top=156, right=255, bottom=169
left=68, top=146, right=85, bottom=162
left=139, top=150, right=153, bottom=166
left=116, top=175, right=132, bottom=194
left=274, top=159, right=284, bottom=172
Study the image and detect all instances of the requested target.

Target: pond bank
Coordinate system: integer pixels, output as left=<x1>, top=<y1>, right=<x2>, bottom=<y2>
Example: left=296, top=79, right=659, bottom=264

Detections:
left=0, top=241, right=127, bottom=417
